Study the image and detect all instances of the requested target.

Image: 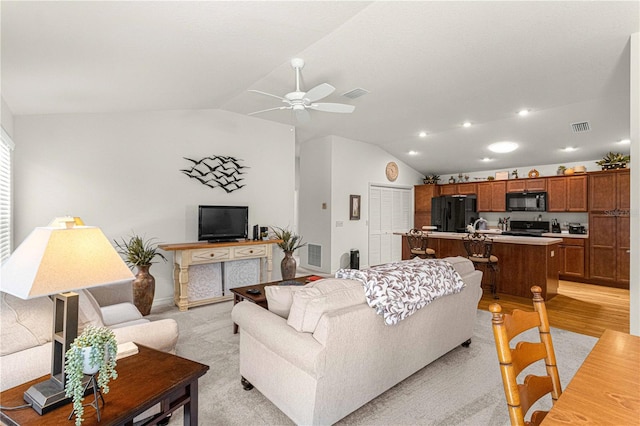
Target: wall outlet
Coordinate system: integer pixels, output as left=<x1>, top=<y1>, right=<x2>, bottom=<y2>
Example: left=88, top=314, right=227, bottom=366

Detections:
left=551, top=250, right=554, bottom=257
left=336, top=221, right=343, bottom=227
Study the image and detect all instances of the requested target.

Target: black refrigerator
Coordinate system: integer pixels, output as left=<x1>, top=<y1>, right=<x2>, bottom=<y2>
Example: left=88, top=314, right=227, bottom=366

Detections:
left=431, top=195, right=477, bottom=232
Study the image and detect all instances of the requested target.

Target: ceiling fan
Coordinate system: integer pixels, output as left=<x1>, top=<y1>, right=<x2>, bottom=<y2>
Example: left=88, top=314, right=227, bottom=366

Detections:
left=248, top=58, right=355, bottom=123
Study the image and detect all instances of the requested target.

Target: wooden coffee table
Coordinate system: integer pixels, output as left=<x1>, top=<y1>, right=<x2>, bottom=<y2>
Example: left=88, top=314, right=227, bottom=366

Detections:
left=230, top=275, right=313, bottom=333
left=0, top=345, right=209, bottom=426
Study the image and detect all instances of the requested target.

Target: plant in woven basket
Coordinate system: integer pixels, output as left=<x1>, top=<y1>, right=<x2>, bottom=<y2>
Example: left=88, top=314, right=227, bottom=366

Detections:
left=596, top=152, right=630, bottom=169
left=65, top=325, right=118, bottom=426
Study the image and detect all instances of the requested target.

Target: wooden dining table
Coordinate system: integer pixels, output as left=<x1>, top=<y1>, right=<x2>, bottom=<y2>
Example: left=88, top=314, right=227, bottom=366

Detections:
left=542, top=329, right=640, bottom=425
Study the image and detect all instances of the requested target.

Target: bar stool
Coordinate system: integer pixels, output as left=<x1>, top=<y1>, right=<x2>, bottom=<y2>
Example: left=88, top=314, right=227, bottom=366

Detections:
left=462, top=233, right=499, bottom=298
left=407, top=229, right=436, bottom=259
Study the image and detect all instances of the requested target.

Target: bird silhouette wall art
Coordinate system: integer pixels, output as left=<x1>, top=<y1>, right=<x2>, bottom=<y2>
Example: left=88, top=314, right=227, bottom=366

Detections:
left=181, top=155, right=248, bottom=193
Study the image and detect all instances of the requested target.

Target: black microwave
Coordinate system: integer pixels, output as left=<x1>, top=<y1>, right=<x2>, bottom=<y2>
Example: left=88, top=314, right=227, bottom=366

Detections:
left=506, top=192, right=547, bottom=212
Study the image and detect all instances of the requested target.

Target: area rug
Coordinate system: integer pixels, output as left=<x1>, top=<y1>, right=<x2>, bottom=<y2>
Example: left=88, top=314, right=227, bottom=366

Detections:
left=148, top=301, right=596, bottom=425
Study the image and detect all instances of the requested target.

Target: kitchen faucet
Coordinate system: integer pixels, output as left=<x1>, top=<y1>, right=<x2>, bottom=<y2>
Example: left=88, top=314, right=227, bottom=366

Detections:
left=471, top=217, right=487, bottom=232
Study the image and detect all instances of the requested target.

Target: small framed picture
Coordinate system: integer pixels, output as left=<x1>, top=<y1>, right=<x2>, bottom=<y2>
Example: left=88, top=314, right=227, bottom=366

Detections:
left=350, top=195, right=361, bottom=220
left=495, top=171, right=509, bottom=180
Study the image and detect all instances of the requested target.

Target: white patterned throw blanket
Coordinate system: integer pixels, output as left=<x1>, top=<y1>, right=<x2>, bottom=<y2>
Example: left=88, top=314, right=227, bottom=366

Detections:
left=335, top=258, right=465, bottom=325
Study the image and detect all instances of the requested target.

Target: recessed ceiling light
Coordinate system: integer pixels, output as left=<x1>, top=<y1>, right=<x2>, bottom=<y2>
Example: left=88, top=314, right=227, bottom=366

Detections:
left=562, top=146, right=578, bottom=152
left=518, top=109, right=530, bottom=117
left=488, top=141, right=519, bottom=153
left=418, top=131, right=427, bottom=138
left=619, top=139, right=631, bottom=144
left=463, top=121, right=472, bottom=128
left=481, top=157, right=493, bottom=162
left=408, top=150, right=418, bottom=156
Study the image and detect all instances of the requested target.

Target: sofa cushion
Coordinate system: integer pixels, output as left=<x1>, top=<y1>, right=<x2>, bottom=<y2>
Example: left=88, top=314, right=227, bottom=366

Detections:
left=287, top=279, right=365, bottom=333
left=442, top=256, right=476, bottom=276
left=265, top=283, right=313, bottom=319
left=101, top=302, right=143, bottom=326
left=0, top=293, right=52, bottom=356
left=78, top=289, right=105, bottom=332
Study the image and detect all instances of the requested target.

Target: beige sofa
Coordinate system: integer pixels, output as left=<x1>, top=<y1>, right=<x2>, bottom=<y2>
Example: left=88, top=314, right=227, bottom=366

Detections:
left=231, top=256, right=483, bottom=425
left=0, top=282, right=179, bottom=392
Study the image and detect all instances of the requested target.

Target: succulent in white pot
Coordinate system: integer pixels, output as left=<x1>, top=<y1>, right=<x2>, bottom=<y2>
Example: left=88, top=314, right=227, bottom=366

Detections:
left=65, top=325, right=118, bottom=426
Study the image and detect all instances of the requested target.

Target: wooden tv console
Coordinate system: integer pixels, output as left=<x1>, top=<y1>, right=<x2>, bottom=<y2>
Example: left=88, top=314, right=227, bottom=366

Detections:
left=159, top=240, right=281, bottom=311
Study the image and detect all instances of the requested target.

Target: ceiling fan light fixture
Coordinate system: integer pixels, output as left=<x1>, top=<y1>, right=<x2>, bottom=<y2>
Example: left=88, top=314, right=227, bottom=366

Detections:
left=248, top=58, right=355, bottom=123
left=488, top=141, right=518, bottom=153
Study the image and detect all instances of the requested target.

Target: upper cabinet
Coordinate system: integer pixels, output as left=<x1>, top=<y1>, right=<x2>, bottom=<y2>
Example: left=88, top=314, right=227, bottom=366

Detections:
left=414, top=184, right=439, bottom=229
left=506, top=178, right=547, bottom=193
left=477, top=180, right=506, bottom=212
left=589, top=170, right=629, bottom=211
left=547, top=175, right=588, bottom=212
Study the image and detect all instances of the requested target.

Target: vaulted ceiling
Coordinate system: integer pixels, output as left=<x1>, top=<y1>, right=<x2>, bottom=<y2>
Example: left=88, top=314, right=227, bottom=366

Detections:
left=2, top=1, right=638, bottom=175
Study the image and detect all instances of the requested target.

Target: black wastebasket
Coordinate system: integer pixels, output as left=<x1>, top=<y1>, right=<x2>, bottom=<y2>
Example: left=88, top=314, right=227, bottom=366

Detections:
left=350, top=249, right=360, bottom=269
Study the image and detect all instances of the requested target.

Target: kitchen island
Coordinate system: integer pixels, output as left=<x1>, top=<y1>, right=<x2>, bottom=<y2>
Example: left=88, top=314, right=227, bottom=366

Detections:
left=402, top=231, right=562, bottom=300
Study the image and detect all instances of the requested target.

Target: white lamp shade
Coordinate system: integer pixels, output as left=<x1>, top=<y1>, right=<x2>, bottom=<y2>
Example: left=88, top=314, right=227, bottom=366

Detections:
left=1, top=226, right=134, bottom=299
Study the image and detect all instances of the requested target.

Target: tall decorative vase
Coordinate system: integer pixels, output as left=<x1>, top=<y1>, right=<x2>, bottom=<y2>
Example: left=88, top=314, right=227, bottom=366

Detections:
left=281, top=251, right=296, bottom=280
left=133, top=264, right=155, bottom=316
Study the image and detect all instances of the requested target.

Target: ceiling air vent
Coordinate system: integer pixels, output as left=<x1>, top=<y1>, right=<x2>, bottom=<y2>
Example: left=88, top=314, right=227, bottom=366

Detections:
left=342, top=88, right=370, bottom=99
left=571, top=121, right=591, bottom=133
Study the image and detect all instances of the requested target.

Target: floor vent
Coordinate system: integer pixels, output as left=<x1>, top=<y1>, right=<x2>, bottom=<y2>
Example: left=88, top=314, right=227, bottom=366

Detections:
left=307, top=244, right=322, bottom=268
left=342, top=88, right=370, bottom=99
left=571, top=121, right=591, bottom=133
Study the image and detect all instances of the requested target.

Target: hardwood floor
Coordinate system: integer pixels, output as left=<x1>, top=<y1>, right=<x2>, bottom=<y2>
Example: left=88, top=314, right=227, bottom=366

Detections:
left=478, top=280, right=630, bottom=338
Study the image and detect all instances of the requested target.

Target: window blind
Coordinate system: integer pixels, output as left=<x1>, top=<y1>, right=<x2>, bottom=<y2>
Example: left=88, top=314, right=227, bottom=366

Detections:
left=0, top=128, right=14, bottom=262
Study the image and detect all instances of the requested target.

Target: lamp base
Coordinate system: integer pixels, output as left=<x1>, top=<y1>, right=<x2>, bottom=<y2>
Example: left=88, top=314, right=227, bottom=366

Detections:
left=23, top=378, right=70, bottom=415
left=23, top=375, right=91, bottom=415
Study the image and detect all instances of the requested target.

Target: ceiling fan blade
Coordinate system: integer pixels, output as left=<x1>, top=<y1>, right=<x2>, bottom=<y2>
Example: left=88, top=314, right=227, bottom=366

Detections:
left=309, top=102, right=355, bottom=113
left=304, top=83, right=335, bottom=102
left=248, top=89, right=287, bottom=101
left=248, top=106, right=290, bottom=116
left=294, top=108, right=311, bottom=123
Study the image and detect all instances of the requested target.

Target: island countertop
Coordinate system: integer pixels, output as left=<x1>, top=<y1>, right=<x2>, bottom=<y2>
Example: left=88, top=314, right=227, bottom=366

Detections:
left=425, top=231, right=562, bottom=246
left=400, top=231, right=559, bottom=300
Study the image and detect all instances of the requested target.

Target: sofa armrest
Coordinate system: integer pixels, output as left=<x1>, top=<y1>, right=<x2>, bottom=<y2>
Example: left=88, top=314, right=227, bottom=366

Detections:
left=111, top=319, right=179, bottom=354
left=232, top=301, right=324, bottom=376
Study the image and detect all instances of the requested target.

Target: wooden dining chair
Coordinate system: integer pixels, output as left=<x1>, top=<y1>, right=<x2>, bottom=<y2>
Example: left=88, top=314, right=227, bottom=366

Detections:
left=462, top=232, right=499, bottom=298
left=406, top=228, right=435, bottom=259
left=489, top=286, right=562, bottom=426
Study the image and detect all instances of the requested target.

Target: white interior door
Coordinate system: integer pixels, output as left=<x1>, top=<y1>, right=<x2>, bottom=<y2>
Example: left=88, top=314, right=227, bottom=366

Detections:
left=369, top=185, right=412, bottom=267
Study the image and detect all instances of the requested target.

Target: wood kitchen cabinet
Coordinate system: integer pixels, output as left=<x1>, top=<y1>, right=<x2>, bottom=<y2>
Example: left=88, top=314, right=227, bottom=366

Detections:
left=547, top=175, right=588, bottom=212
left=589, top=169, right=629, bottom=211
left=506, top=178, right=547, bottom=192
left=558, top=237, right=587, bottom=279
left=588, top=170, right=630, bottom=288
left=414, top=184, right=439, bottom=229
left=439, top=184, right=458, bottom=195
left=477, top=181, right=506, bottom=212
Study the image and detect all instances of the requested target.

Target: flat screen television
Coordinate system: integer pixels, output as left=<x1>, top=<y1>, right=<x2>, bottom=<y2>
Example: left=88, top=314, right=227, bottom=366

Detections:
left=198, top=205, right=248, bottom=242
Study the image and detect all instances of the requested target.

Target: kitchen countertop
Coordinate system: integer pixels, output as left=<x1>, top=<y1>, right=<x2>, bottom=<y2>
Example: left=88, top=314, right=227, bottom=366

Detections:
left=541, top=231, right=588, bottom=239
left=426, top=231, right=562, bottom=246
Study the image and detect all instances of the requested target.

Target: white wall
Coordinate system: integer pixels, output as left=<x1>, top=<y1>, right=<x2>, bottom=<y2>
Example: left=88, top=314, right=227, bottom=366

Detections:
left=298, top=136, right=332, bottom=272
left=13, top=109, right=295, bottom=305
left=630, top=32, right=639, bottom=336
left=299, top=135, right=423, bottom=273
left=1, top=97, right=14, bottom=138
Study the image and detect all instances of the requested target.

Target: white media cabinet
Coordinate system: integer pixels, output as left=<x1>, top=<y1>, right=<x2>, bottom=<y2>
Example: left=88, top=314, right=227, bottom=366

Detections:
left=159, top=240, right=281, bottom=311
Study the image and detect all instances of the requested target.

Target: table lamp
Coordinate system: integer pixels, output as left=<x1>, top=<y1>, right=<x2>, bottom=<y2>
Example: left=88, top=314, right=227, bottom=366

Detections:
left=0, top=223, right=135, bottom=414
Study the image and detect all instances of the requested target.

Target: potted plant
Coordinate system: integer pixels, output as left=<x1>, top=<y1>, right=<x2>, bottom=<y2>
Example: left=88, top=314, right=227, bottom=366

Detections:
left=65, top=325, right=118, bottom=426
left=271, top=226, right=307, bottom=280
left=114, top=233, right=167, bottom=316
left=596, top=152, right=630, bottom=170
left=423, top=174, right=440, bottom=185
